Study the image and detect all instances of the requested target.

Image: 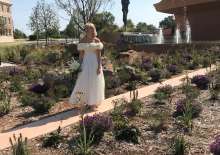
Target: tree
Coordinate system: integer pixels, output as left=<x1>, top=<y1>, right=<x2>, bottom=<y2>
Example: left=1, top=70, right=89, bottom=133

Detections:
left=14, top=29, right=27, bottom=39
left=121, top=0, right=130, bottom=31
left=63, top=17, right=78, bottom=41
left=92, top=11, right=115, bottom=33
left=126, top=19, right=135, bottom=32
left=135, top=22, right=157, bottom=33
left=159, top=16, right=176, bottom=29
left=29, top=0, right=60, bottom=45
left=39, top=0, right=59, bottom=45
left=55, top=0, right=112, bottom=31
left=29, top=1, right=41, bottom=45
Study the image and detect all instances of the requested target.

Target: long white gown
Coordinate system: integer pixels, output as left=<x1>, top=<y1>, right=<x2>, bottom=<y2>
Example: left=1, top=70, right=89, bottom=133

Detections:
left=69, top=42, right=105, bottom=106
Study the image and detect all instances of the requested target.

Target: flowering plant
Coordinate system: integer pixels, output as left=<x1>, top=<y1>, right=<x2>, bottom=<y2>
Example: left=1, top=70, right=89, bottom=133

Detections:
left=210, top=135, right=220, bottom=155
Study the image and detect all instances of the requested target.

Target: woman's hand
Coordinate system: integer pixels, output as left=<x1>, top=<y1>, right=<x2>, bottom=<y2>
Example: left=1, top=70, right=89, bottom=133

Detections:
left=97, top=67, right=101, bottom=75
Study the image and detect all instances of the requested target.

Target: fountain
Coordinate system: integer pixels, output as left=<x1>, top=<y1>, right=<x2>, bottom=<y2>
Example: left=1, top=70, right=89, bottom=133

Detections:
left=186, top=20, right=191, bottom=43
left=174, top=27, right=182, bottom=44
left=156, top=28, right=164, bottom=44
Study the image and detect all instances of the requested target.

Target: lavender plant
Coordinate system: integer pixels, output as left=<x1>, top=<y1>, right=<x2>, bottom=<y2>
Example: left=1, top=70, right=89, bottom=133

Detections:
left=191, top=75, right=210, bottom=90
left=210, top=135, right=220, bottom=155
left=79, top=114, right=113, bottom=145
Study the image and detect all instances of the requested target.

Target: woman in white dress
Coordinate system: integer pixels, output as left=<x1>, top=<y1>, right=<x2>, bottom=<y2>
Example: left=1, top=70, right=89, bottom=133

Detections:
left=69, top=23, right=105, bottom=110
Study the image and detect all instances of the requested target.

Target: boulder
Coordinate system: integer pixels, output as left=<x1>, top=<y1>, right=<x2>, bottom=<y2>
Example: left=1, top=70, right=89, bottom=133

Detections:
left=118, top=50, right=141, bottom=65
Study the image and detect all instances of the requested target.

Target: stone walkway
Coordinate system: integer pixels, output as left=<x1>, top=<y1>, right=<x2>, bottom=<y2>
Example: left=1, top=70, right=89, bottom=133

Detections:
left=0, top=67, right=212, bottom=150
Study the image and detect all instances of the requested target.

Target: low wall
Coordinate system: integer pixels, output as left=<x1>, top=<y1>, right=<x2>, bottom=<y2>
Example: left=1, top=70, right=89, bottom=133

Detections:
left=118, top=42, right=220, bottom=53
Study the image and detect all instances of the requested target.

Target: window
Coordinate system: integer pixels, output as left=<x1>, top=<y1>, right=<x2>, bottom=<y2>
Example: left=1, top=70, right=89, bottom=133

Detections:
left=8, top=17, right=10, bottom=24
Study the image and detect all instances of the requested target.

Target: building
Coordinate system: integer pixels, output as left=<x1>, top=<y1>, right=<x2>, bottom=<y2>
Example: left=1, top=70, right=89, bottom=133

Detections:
left=0, top=0, right=13, bottom=43
left=154, top=0, right=220, bottom=41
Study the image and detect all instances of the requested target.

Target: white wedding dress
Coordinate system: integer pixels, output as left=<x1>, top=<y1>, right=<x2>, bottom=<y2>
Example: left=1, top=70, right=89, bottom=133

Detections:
left=69, top=42, right=105, bottom=106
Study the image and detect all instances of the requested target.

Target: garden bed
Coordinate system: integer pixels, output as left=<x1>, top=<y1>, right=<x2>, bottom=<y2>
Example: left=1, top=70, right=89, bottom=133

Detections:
left=0, top=43, right=220, bottom=136
left=2, top=67, right=220, bottom=155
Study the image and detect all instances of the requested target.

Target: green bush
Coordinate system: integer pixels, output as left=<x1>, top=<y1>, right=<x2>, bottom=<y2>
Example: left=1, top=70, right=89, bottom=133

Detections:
left=114, top=125, right=140, bottom=144
left=126, top=90, right=143, bottom=116
left=111, top=99, right=128, bottom=129
left=19, top=90, right=39, bottom=107
left=171, top=136, right=188, bottom=155
left=24, top=68, right=42, bottom=82
left=44, top=51, right=61, bottom=64
left=154, top=85, right=173, bottom=104
left=54, top=84, right=70, bottom=99
left=149, top=69, right=162, bottom=82
left=153, top=92, right=168, bottom=104
left=0, top=88, right=11, bottom=116
left=24, top=50, right=46, bottom=65
left=9, top=77, right=23, bottom=93
left=31, top=96, right=55, bottom=114
left=42, top=126, right=64, bottom=148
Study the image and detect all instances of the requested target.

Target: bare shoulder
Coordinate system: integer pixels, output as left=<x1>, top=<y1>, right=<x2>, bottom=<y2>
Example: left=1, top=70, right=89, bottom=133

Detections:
left=94, top=37, right=101, bottom=43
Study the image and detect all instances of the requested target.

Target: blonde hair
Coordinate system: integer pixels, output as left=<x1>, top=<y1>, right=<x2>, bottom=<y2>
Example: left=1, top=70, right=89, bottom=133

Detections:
left=85, top=22, right=97, bottom=36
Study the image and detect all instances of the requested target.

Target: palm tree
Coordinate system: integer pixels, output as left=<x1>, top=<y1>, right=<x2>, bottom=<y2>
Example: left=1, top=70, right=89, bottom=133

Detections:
left=121, top=0, right=130, bottom=31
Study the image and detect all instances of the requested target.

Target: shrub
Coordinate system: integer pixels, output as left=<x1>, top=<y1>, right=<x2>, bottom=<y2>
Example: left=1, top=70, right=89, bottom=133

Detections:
left=110, top=100, right=128, bottom=129
left=114, top=125, right=140, bottom=144
left=19, top=46, right=31, bottom=61
left=152, top=57, right=163, bottom=69
left=167, top=64, right=182, bottom=75
left=105, top=73, right=121, bottom=89
left=19, top=90, right=39, bottom=107
left=0, top=88, right=11, bottom=116
left=126, top=90, right=143, bottom=117
left=156, top=85, right=173, bottom=97
left=44, top=51, right=61, bottom=64
left=24, top=51, right=45, bottom=65
left=191, top=75, right=210, bottom=90
left=187, top=61, right=199, bottom=70
left=182, top=77, right=200, bottom=100
left=29, top=82, right=50, bottom=94
left=171, top=135, right=188, bottom=155
left=174, top=99, right=202, bottom=118
left=153, top=92, right=168, bottom=105
left=154, top=85, right=173, bottom=104
left=9, top=134, right=30, bottom=155
left=117, top=65, right=135, bottom=83
left=149, top=112, right=168, bottom=134
left=9, top=77, right=23, bottom=93
left=75, top=115, right=93, bottom=155
left=24, top=68, right=42, bottom=82
left=79, top=114, right=113, bottom=145
left=161, top=69, right=172, bottom=79
left=53, top=84, right=70, bottom=99
left=141, top=58, right=153, bottom=71
left=42, top=126, right=64, bottom=148
left=210, top=135, right=220, bottom=155
left=31, top=96, right=55, bottom=114
left=149, top=69, right=161, bottom=82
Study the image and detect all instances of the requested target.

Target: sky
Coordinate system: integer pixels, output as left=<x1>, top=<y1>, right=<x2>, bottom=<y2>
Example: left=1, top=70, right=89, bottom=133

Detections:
left=12, top=0, right=169, bottom=35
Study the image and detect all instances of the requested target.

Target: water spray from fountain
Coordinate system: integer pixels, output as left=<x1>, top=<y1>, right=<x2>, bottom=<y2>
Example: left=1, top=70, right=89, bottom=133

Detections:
left=157, top=28, right=164, bottom=44
left=175, top=27, right=182, bottom=44
left=186, top=19, right=191, bottom=43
